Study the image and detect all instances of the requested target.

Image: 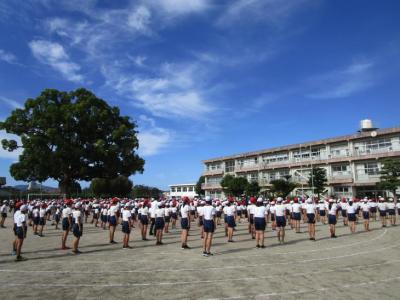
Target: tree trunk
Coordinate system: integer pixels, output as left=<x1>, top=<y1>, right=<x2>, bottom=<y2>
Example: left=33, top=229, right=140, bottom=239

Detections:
left=393, top=189, right=398, bottom=205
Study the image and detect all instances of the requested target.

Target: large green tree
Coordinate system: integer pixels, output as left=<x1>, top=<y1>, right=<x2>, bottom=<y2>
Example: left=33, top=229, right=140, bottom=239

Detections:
left=0, top=88, right=144, bottom=195
left=221, top=174, right=248, bottom=197
left=245, top=181, right=260, bottom=197
left=270, top=175, right=297, bottom=198
left=90, top=176, right=133, bottom=197
left=308, top=167, right=327, bottom=199
left=195, top=175, right=205, bottom=196
left=132, top=185, right=162, bottom=199
left=378, top=158, right=400, bottom=203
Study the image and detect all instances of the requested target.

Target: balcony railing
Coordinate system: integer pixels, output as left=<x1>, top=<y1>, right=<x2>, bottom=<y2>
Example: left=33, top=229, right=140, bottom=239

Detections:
left=202, top=183, right=222, bottom=189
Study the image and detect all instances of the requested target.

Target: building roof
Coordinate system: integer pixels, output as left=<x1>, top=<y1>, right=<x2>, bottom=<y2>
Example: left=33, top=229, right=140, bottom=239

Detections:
left=202, top=126, right=400, bottom=163
left=168, top=183, right=196, bottom=187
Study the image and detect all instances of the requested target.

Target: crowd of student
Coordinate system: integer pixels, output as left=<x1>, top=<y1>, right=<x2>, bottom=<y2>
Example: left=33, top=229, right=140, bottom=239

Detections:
left=0, top=195, right=398, bottom=261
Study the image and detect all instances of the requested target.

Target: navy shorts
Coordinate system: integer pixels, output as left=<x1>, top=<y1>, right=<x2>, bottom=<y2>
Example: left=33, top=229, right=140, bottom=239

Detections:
left=109, top=216, right=117, bottom=226
left=33, top=216, right=40, bottom=225
left=122, top=221, right=131, bottom=234
left=370, top=207, right=377, bottom=213
left=93, top=213, right=99, bottom=219
left=388, top=209, right=395, bottom=216
left=319, top=210, right=326, bottom=217
left=363, top=212, right=370, bottom=220
left=164, top=216, right=171, bottom=223
left=181, top=217, right=189, bottom=230
left=198, top=216, right=204, bottom=226
left=15, top=226, right=24, bottom=239
left=328, top=215, right=337, bottom=225
left=171, top=213, right=178, bottom=220
left=72, top=223, right=82, bottom=238
left=55, top=214, right=60, bottom=222
left=271, top=214, right=276, bottom=222
left=224, top=215, right=228, bottom=223
left=63, top=218, right=71, bottom=230
left=341, top=210, right=347, bottom=218
left=293, top=212, right=301, bottom=220
left=249, top=214, right=254, bottom=224
left=141, top=215, right=149, bottom=225
left=101, top=215, right=107, bottom=222
left=155, top=217, right=165, bottom=230
left=307, top=213, right=315, bottom=224
left=276, top=216, right=286, bottom=227
left=254, top=217, right=266, bottom=231
left=1, top=213, right=6, bottom=218
left=226, top=216, right=236, bottom=228
left=379, top=211, right=387, bottom=217
left=203, top=219, right=215, bottom=233
left=348, top=213, right=356, bottom=222
left=39, top=217, right=45, bottom=226
left=216, top=211, right=222, bottom=218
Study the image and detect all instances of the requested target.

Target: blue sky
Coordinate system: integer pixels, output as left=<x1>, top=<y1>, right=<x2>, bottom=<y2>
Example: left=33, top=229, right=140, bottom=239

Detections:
left=0, top=0, right=399, bottom=190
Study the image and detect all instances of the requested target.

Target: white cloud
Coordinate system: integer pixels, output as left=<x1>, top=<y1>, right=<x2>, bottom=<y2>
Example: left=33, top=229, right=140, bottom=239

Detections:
left=0, top=49, right=17, bottom=64
left=102, top=62, right=214, bottom=119
left=149, top=0, right=211, bottom=16
left=217, top=0, right=310, bottom=28
left=137, top=115, right=172, bottom=156
left=306, top=61, right=375, bottom=99
left=0, top=131, right=22, bottom=160
left=127, top=5, right=152, bottom=35
left=0, top=96, right=22, bottom=109
left=29, top=40, right=83, bottom=83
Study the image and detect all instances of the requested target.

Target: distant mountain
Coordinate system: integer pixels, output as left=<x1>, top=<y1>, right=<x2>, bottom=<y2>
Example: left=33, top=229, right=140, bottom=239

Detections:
left=13, top=184, right=59, bottom=193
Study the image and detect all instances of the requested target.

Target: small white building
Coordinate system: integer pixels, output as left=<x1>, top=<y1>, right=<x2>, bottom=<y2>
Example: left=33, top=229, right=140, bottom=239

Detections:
left=169, top=183, right=198, bottom=198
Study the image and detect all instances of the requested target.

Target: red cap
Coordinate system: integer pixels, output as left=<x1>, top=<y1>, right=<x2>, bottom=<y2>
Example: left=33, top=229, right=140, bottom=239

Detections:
left=15, top=202, right=23, bottom=209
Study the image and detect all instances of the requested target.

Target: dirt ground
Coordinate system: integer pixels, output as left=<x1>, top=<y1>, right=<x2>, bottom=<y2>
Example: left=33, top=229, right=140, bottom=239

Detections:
left=0, top=215, right=399, bottom=300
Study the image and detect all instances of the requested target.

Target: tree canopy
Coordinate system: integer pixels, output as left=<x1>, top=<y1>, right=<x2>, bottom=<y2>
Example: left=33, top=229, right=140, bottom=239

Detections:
left=0, top=88, right=144, bottom=195
left=245, top=181, right=260, bottom=197
left=220, top=175, right=248, bottom=197
left=132, top=185, right=163, bottom=199
left=195, top=175, right=205, bottom=196
left=270, top=176, right=297, bottom=197
left=90, top=176, right=133, bottom=197
left=308, top=167, right=327, bottom=198
left=378, top=158, right=400, bottom=203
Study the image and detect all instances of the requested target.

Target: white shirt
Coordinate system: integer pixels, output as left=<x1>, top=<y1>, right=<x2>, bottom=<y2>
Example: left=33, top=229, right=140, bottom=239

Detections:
left=224, top=205, right=236, bottom=216
left=62, top=207, right=72, bottom=218
left=254, top=206, right=268, bottom=218
left=72, top=210, right=82, bottom=224
left=122, top=210, right=132, bottom=221
left=155, top=207, right=165, bottom=218
left=387, top=202, right=395, bottom=210
left=328, top=203, right=338, bottom=215
left=109, top=205, right=118, bottom=217
left=275, top=204, right=285, bottom=217
left=203, top=205, right=216, bottom=220
left=361, top=203, right=370, bottom=212
left=378, top=203, right=387, bottom=211
left=197, top=206, right=204, bottom=217
left=305, top=203, right=316, bottom=214
left=181, top=205, right=190, bottom=218
left=292, top=203, right=301, bottom=213
left=14, top=211, right=25, bottom=227
left=347, top=204, right=356, bottom=214
left=247, top=204, right=256, bottom=215
left=39, top=208, right=46, bottom=218
left=0, top=204, right=6, bottom=213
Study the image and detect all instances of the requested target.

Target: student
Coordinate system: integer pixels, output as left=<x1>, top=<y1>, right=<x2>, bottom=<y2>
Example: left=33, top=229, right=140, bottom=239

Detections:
left=0, top=200, right=8, bottom=228
left=180, top=197, right=191, bottom=249
left=225, top=199, right=236, bottom=242
left=38, top=203, right=47, bottom=237
left=164, top=202, right=171, bottom=233
left=340, top=198, right=348, bottom=226
left=139, top=201, right=150, bottom=240
left=54, top=205, right=61, bottom=230
left=387, top=198, right=396, bottom=226
left=254, top=198, right=268, bottom=248
left=61, top=200, right=72, bottom=250
left=72, top=203, right=83, bottom=254
left=108, top=198, right=119, bottom=244
left=305, top=198, right=316, bottom=241
left=202, top=197, right=216, bottom=256
left=347, top=200, right=357, bottom=233
left=215, top=201, right=222, bottom=226
left=32, top=204, right=40, bottom=235
left=149, top=200, right=157, bottom=236
left=170, top=200, right=178, bottom=229
left=327, top=199, right=338, bottom=238
left=247, top=197, right=256, bottom=239
left=197, top=200, right=205, bottom=239
left=121, top=204, right=132, bottom=249
left=13, top=203, right=27, bottom=261
left=361, top=200, right=371, bottom=231
left=378, top=198, right=387, bottom=227
left=318, top=200, right=327, bottom=224
left=369, top=198, right=378, bottom=221
left=291, top=198, right=302, bottom=233
left=155, top=202, right=166, bottom=245
left=275, top=198, right=286, bottom=244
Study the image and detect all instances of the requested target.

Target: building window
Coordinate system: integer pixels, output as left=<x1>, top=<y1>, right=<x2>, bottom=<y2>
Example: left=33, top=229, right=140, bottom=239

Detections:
left=332, top=165, right=350, bottom=173
left=177, top=187, right=181, bottom=192
left=364, top=162, right=379, bottom=175
left=189, top=186, right=194, bottom=192
left=183, top=187, right=187, bottom=192
left=225, top=160, right=235, bottom=172
left=171, top=187, right=176, bottom=192
left=334, top=186, right=349, bottom=194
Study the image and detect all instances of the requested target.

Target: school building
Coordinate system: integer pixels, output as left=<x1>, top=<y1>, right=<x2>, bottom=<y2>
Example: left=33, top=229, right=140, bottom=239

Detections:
left=169, top=183, right=198, bottom=198
left=201, top=120, right=400, bottom=199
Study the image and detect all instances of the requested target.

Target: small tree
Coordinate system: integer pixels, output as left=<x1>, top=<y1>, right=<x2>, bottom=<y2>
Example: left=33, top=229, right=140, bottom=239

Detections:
left=195, top=176, right=205, bottom=196
left=230, top=177, right=249, bottom=197
left=245, top=181, right=260, bottom=197
left=308, top=167, right=327, bottom=199
left=270, top=175, right=297, bottom=198
left=378, top=158, right=400, bottom=203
